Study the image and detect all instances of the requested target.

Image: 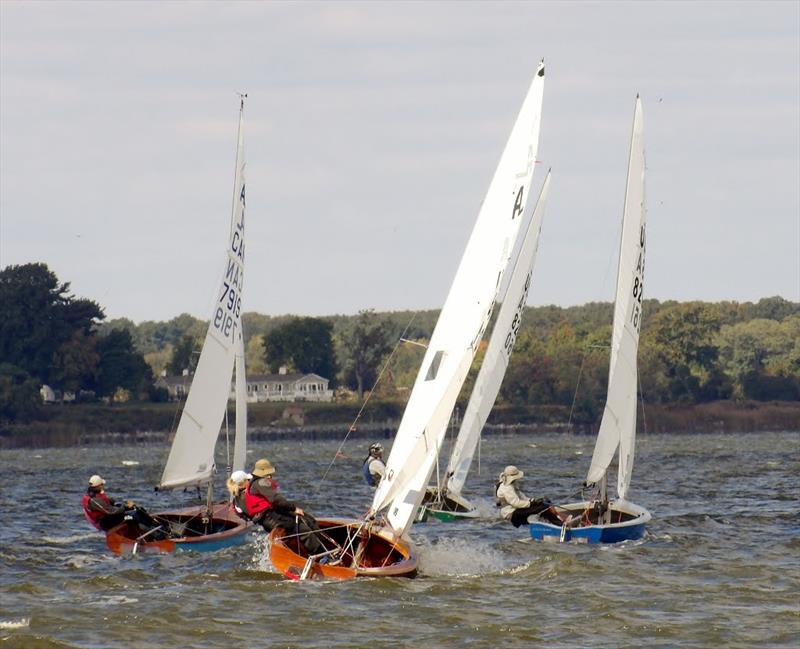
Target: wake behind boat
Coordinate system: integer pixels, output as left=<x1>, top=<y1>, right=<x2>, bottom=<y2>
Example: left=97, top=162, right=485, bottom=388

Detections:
left=529, top=95, right=650, bottom=545
left=104, top=97, right=251, bottom=554
left=268, top=60, right=546, bottom=579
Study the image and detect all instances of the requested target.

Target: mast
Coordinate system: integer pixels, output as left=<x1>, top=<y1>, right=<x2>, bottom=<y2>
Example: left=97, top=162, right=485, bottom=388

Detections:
left=585, top=95, right=645, bottom=501
left=159, top=96, right=247, bottom=490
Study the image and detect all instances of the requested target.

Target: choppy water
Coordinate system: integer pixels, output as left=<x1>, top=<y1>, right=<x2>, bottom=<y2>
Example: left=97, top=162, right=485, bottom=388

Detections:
left=1, top=431, right=798, bottom=648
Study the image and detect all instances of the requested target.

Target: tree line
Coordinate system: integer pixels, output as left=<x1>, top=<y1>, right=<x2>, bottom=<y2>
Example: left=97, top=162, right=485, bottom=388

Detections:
left=2, top=263, right=798, bottom=425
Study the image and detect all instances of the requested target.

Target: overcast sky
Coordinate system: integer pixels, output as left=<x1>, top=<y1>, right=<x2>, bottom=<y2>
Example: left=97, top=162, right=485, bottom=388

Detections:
left=1, top=1, right=798, bottom=323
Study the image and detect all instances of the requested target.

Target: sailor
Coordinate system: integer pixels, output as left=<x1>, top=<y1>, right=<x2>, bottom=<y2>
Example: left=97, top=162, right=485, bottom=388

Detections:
left=363, top=442, right=386, bottom=487
left=495, top=465, right=554, bottom=527
left=226, top=470, right=251, bottom=518
left=245, top=458, right=327, bottom=557
left=82, top=474, right=159, bottom=533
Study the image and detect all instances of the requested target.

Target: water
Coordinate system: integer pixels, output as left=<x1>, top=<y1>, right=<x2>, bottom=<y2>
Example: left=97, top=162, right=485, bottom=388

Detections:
left=1, top=431, right=798, bottom=648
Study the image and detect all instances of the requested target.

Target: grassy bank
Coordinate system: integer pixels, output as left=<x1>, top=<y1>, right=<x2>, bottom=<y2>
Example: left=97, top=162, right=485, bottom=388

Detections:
left=1, top=400, right=798, bottom=448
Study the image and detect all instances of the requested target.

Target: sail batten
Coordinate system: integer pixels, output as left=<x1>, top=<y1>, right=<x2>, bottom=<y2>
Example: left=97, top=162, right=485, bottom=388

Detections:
left=159, top=102, right=247, bottom=490
left=585, top=96, right=645, bottom=498
left=372, top=61, right=546, bottom=537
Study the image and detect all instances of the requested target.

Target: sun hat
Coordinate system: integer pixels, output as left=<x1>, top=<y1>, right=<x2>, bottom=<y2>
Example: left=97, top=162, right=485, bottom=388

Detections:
left=503, top=465, right=524, bottom=484
left=88, top=475, right=106, bottom=487
left=230, top=470, right=251, bottom=485
left=369, top=442, right=383, bottom=453
left=251, top=458, right=276, bottom=478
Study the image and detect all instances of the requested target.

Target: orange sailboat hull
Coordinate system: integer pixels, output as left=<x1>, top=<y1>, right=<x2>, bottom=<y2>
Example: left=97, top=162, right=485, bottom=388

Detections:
left=267, top=518, right=417, bottom=580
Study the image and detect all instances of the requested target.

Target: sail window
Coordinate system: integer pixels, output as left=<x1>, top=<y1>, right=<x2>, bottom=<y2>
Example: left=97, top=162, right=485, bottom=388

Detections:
left=425, top=351, right=445, bottom=381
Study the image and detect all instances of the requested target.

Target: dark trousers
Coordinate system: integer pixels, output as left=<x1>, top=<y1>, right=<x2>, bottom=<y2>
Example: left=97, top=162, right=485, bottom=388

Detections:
left=510, top=499, right=553, bottom=528
left=258, top=511, right=325, bottom=555
left=99, top=506, right=159, bottom=532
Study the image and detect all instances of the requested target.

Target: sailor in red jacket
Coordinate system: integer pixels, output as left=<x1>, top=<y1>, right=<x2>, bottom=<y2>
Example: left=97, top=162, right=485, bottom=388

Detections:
left=82, top=474, right=159, bottom=533
left=245, top=458, right=326, bottom=557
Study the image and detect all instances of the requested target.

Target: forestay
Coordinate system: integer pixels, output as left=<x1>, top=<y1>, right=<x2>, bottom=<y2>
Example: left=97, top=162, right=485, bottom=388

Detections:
left=371, top=61, right=546, bottom=537
left=160, top=102, right=247, bottom=490
left=585, top=96, right=646, bottom=499
left=445, top=172, right=551, bottom=497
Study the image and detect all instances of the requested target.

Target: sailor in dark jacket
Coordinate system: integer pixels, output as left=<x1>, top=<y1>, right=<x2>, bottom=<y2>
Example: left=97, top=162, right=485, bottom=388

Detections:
left=82, top=475, right=159, bottom=532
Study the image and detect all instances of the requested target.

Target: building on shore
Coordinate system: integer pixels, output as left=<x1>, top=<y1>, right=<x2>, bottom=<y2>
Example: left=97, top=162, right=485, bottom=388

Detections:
left=155, top=366, right=333, bottom=403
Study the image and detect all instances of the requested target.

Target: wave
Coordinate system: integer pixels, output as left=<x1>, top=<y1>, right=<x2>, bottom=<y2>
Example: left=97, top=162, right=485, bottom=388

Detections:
left=40, top=532, right=97, bottom=545
left=417, top=536, right=509, bottom=577
left=0, top=618, right=30, bottom=630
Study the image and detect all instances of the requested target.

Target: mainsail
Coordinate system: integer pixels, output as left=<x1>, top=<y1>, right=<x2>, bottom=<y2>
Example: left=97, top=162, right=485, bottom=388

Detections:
left=371, top=61, right=546, bottom=537
left=445, top=172, right=551, bottom=497
left=585, top=95, right=646, bottom=500
left=160, top=100, right=247, bottom=490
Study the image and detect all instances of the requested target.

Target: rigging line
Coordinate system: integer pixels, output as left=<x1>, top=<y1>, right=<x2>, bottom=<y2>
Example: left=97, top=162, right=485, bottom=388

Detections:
left=567, top=356, right=587, bottom=430
left=320, top=312, right=420, bottom=482
left=567, top=343, right=608, bottom=430
left=637, top=369, right=648, bottom=437
left=224, top=405, right=231, bottom=476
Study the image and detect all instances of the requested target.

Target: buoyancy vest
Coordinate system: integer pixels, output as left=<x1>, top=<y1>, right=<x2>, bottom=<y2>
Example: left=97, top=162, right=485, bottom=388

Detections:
left=244, top=478, right=276, bottom=517
left=362, top=457, right=376, bottom=486
left=82, top=492, right=114, bottom=530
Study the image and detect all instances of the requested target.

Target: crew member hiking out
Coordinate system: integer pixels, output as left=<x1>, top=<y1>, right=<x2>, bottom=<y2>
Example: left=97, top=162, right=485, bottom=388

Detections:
left=245, top=458, right=328, bottom=559
left=495, top=466, right=561, bottom=527
left=82, top=474, right=162, bottom=535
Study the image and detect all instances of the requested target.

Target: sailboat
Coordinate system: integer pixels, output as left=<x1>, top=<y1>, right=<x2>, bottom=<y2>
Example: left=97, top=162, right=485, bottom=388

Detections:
left=418, top=171, right=551, bottom=522
left=106, top=97, right=253, bottom=554
left=529, top=95, right=651, bottom=544
left=268, top=60, right=546, bottom=579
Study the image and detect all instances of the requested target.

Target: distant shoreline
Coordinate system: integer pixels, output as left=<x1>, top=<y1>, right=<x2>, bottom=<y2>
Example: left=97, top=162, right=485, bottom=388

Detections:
left=1, top=400, right=798, bottom=449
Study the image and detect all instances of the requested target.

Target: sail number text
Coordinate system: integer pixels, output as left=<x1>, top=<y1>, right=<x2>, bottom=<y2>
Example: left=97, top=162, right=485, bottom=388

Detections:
left=629, top=224, right=645, bottom=332
left=213, top=183, right=245, bottom=342
left=504, top=271, right=532, bottom=355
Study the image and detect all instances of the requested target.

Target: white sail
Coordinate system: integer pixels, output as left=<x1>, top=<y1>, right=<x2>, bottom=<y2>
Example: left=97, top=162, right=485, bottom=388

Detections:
left=160, top=101, right=247, bottom=490
left=585, top=96, right=646, bottom=500
left=232, top=334, right=247, bottom=473
left=371, top=61, right=546, bottom=537
left=445, top=172, right=551, bottom=497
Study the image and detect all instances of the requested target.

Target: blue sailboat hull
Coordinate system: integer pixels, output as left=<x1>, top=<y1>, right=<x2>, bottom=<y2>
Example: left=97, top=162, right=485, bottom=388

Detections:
left=528, top=500, right=650, bottom=545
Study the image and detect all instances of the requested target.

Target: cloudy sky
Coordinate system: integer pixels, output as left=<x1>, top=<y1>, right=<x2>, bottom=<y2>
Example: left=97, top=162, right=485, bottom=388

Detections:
left=1, top=1, right=798, bottom=323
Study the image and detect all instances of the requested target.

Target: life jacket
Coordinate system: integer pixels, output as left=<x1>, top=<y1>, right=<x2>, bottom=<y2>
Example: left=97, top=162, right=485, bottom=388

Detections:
left=82, top=491, right=113, bottom=530
left=244, top=478, right=277, bottom=517
left=362, top=456, right=376, bottom=487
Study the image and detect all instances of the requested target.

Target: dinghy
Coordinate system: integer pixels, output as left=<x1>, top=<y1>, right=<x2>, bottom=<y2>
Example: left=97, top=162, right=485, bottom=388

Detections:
left=419, top=172, right=551, bottom=522
left=106, top=97, right=252, bottom=554
left=268, top=60, right=547, bottom=578
left=529, top=95, right=651, bottom=544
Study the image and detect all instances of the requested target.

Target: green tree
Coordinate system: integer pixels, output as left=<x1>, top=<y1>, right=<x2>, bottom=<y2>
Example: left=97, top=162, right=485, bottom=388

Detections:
left=0, top=363, right=43, bottom=422
left=647, top=302, right=728, bottom=402
left=263, top=317, right=337, bottom=380
left=717, top=317, right=800, bottom=400
left=336, top=309, right=393, bottom=400
left=0, top=263, right=104, bottom=385
left=50, top=330, right=99, bottom=395
left=168, top=334, right=200, bottom=375
left=95, top=329, right=153, bottom=398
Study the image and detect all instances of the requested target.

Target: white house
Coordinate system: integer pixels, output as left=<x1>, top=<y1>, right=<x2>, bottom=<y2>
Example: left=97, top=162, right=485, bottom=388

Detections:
left=156, top=368, right=333, bottom=403
left=236, top=369, right=333, bottom=403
